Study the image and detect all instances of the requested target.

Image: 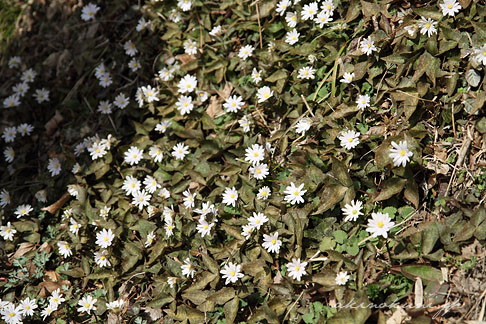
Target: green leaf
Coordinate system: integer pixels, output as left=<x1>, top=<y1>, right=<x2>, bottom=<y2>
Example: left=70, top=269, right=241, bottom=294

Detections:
left=421, top=223, right=439, bottom=255
left=319, top=237, right=336, bottom=251
left=313, top=184, right=348, bottom=215
left=333, top=230, right=347, bottom=244
left=401, top=265, right=442, bottom=283
left=208, top=287, right=235, bottom=305
left=373, top=178, right=407, bottom=202
left=224, top=297, right=239, bottom=324
left=331, top=157, right=352, bottom=187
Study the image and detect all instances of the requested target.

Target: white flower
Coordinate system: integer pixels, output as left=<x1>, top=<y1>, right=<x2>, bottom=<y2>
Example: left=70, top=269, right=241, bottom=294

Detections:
left=142, top=85, right=159, bottom=103
left=95, top=228, right=114, bottom=248
left=181, top=258, right=195, bottom=278
left=1, top=303, right=22, bottom=324
left=144, top=231, right=156, bottom=248
left=72, top=163, right=82, bottom=174
left=340, top=72, right=354, bottom=84
left=21, top=68, right=36, bottom=83
left=184, top=39, right=197, bottom=55
left=249, top=163, right=269, bottom=180
left=49, top=288, right=65, bottom=307
left=69, top=219, right=81, bottom=235
left=245, top=144, right=265, bottom=165
left=12, top=82, right=29, bottom=97
left=160, top=188, right=171, bottom=199
left=88, top=141, right=107, bottom=160
left=167, top=277, right=177, bottom=288
left=195, top=202, right=215, bottom=216
left=209, top=25, right=222, bottom=36
left=94, top=250, right=111, bottom=267
left=315, top=10, right=333, bottom=28
left=239, top=116, right=251, bottom=132
left=123, top=40, right=138, bottom=56
left=124, top=146, right=143, bottom=165
left=106, top=299, right=125, bottom=310
left=99, top=206, right=110, bottom=219
left=98, top=100, right=112, bottom=114
left=2, top=127, right=17, bottom=142
left=238, top=45, right=254, bottom=60
left=41, top=303, right=56, bottom=320
left=223, top=95, right=245, bottom=113
left=164, top=220, right=175, bottom=237
left=196, top=217, right=214, bottom=237
left=257, top=186, right=271, bottom=200
left=356, top=94, right=370, bottom=110
left=136, top=88, right=144, bottom=107
left=169, top=9, right=181, bottom=22
left=122, top=175, right=141, bottom=196
left=81, top=3, right=100, bottom=21
left=285, top=29, right=300, bottom=45
left=287, top=258, right=307, bottom=281
left=220, top=262, right=244, bottom=284
left=301, top=2, right=318, bottom=20
left=197, top=90, right=208, bottom=102
left=360, top=36, right=377, bottom=55
left=284, top=182, right=306, bottom=205
left=389, top=140, right=413, bottom=167
left=0, top=222, right=16, bottom=241
left=256, top=86, right=274, bottom=103
left=285, top=11, right=298, bottom=28
left=149, top=146, right=163, bottom=163
left=159, top=68, right=173, bottom=81
left=176, top=95, right=194, bottom=115
left=178, top=74, right=198, bottom=94
left=4, top=147, right=14, bottom=163
left=248, top=212, right=269, bottom=230
left=0, top=189, right=11, bottom=208
left=128, top=58, right=140, bottom=72
left=19, top=297, right=38, bottom=316
left=172, top=143, right=190, bottom=160
left=14, top=204, right=33, bottom=218
left=113, top=92, right=129, bottom=109
left=222, top=187, right=238, bottom=207
left=297, top=66, right=316, bottom=80
left=342, top=200, right=363, bottom=222
left=155, top=120, right=172, bottom=133
left=182, top=189, right=196, bottom=209
left=178, top=0, right=192, bottom=11
left=418, top=17, right=437, bottom=37
left=251, top=68, right=262, bottom=84
left=262, top=232, right=282, bottom=253
left=34, top=88, right=50, bottom=103
left=3, top=94, right=20, bottom=108
left=295, top=117, right=312, bottom=135
left=440, top=0, right=461, bottom=17
left=241, top=224, right=255, bottom=240
left=132, top=190, right=151, bottom=210
left=136, top=17, right=150, bottom=31
left=8, top=56, right=21, bottom=68
left=366, top=212, right=395, bottom=238
left=338, top=129, right=360, bottom=150
left=77, top=295, right=97, bottom=314
left=321, top=0, right=335, bottom=13
left=276, top=0, right=291, bottom=15
left=57, top=241, right=72, bottom=258
left=17, top=123, right=34, bottom=136
left=474, top=45, right=486, bottom=66
left=336, top=271, right=350, bottom=285
left=48, top=158, right=61, bottom=176
left=99, top=73, right=113, bottom=87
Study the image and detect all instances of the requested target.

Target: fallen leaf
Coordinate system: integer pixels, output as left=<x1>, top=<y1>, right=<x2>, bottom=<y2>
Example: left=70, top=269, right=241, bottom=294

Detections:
left=41, top=192, right=70, bottom=214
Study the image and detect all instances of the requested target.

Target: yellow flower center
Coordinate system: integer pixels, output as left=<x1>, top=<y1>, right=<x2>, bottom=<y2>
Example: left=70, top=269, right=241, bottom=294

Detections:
left=230, top=193, right=235, bottom=198
left=377, top=221, right=384, bottom=228
left=230, top=271, right=235, bottom=276
left=6, top=229, right=10, bottom=233
left=399, top=149, right=406, bottom=157
left=264, top=93, right=269, bottom=98
left=294, top=191, right=299, bottom=196
left=261, top=191, right=267, bottom=196
left=425, top=23, right=431, bottom=28
left=186, top=84, right=191, bottom=88
left=348, top=137, right=354, bottom=142
left=271, top=239, right=276, bottom=244
left=9, top=313, right=14, bottom=318
left=21, top=209, right=26, bottom=213
left=168, top=225, right=173, bottom=230
left=352, top=210, right=357, bottom=214
left=448, top=4, right=452, bottom=8
left=204, top=225, right=209, bottom=229
left=295, top=266, right=300, bottom=271
left=104, top=237, right=109, bottom=241
left=132, top=154, right=137, bottom=158
left=256, top=169, right=261, bottom=174
left=85, top=303, right=90, bottom=308
left=256, top=220, right=260, bottom=224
